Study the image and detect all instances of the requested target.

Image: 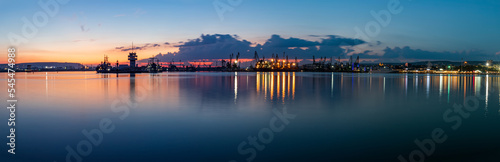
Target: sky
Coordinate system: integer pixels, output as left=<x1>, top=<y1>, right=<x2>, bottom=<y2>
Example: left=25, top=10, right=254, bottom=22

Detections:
left=0, top=0, right=499, bottom=65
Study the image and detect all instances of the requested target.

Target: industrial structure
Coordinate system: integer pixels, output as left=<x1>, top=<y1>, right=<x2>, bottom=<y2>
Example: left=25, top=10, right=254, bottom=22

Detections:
left=146, top=56, right=162, bottom=73
left=96, top=43, right=162, bottom=73
left=253, top=52, right=299, bottom=71
left=128, top=43, right=138, bottom=69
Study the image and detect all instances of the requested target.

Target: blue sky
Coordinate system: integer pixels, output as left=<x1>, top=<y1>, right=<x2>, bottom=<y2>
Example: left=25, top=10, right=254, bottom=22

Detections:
left=1, top=0, right=499, bottom=64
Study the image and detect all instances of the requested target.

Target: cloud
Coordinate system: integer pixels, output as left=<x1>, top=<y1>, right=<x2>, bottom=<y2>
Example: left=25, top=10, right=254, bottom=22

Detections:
left=121, top=47, right=143, bottom=52
left=320, top=35, right=365, bottom=46
left=170, top=34, right=253, bottom=59
left=352, top=46, right=493, bottom=62
left=143, top=34, right=365, bottom=63
left=308, top=35, right=321, bottom=37
left=118, top=34, right=491, bottom=64
left=116, top=43, right=162, bottom=52
left=496, top=51, right=500, bottom=55
left=262, top=35, right=319, bottom=47
left=80, top=25, right=90, bottom=32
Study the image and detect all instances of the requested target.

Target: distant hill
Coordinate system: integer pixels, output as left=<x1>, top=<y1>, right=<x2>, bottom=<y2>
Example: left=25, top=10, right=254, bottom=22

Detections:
left=410, top=61, right=489, bottom=66
left=0, top=62, right=84, bottom=69
left=410, top=61, right=460, bottom=66
left=365, top=61, right=489, bottom=66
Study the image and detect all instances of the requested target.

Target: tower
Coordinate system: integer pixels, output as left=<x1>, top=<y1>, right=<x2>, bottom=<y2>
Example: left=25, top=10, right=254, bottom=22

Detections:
left=128, top=43, right=137, bottom=68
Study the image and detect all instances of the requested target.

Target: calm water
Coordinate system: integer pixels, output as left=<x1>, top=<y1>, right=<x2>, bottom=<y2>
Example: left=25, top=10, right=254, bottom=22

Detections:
left=1, top=72, right=500, bottom=162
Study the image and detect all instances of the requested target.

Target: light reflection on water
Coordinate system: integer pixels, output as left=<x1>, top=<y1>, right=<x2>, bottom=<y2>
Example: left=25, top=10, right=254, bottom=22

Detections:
left=1, top=72, right=500, bottom=161
left=255, top=72, right=296, bottom=102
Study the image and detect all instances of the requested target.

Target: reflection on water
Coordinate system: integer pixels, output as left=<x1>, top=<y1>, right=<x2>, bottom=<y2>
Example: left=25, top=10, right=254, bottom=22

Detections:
left=1, top=72, right=500, bottom=161
left=255, top=72, right=296, bottom=102
left=234, top=72, right=238, bottom=102
left=28, top=72, right=500, bottom=118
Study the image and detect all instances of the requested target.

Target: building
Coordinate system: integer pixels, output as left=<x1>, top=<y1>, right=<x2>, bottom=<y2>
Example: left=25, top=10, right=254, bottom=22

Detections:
left=128, top=51, right=138, bottom=68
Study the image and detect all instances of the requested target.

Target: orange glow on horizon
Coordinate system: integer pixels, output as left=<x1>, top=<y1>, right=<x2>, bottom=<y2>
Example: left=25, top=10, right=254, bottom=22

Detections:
left=188, top=62, right=214, bottom=66
left=0, top=44, right=180, bottom=65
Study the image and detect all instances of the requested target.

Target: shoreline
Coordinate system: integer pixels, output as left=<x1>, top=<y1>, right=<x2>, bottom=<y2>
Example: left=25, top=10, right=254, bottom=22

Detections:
left=1, top=70, right=499, bottom=75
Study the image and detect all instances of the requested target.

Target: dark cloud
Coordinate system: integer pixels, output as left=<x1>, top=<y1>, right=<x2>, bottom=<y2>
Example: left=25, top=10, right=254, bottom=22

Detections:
left=146, top=34, right=365, bottom=63
left=116, top=43, right=162, bottom=52
left=352, top=46, right=494, bottom=62
left=262, top=35, right=319, bottom=47
left=125, top=34, right=493, bottom=64
left=168, top=34, right=253, bottom=60
left=121, top=46, right=144, bottom=52
left=164, top=42, right=170, bottom=45
left=320, top=35, right=365, bottom=46
left=175, top=34, right=249, bottom=48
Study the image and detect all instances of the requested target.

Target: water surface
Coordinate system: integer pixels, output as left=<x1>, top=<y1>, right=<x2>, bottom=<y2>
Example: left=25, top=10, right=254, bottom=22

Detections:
left=1, top=72, right=500, bottom=161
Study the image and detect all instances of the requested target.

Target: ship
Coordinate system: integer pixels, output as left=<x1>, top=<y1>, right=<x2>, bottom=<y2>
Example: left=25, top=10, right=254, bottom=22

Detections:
left=96, top=55, right=113, bottom=73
